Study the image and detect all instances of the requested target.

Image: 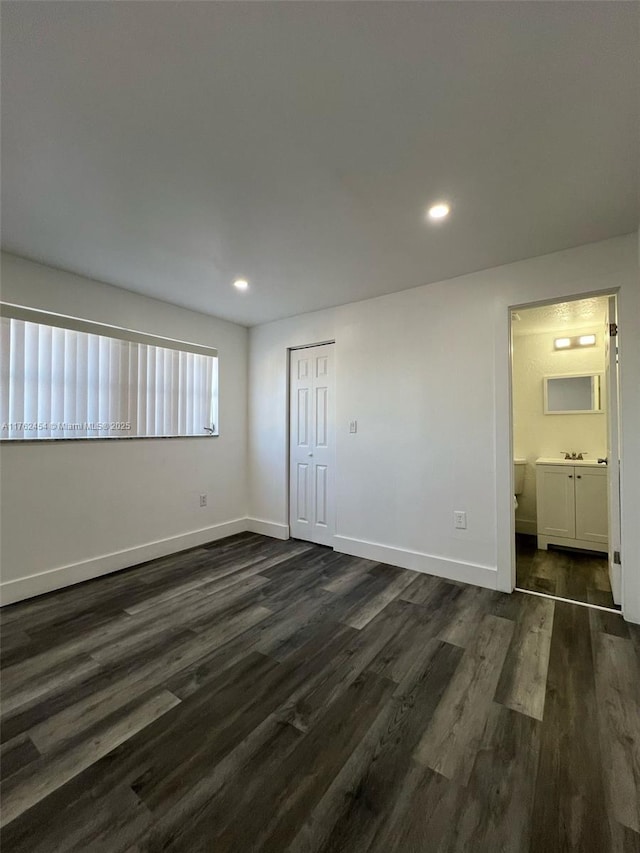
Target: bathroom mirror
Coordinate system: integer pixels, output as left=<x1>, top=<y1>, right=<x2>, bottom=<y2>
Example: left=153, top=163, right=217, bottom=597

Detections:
left=543, top=373, right=603, bottom=414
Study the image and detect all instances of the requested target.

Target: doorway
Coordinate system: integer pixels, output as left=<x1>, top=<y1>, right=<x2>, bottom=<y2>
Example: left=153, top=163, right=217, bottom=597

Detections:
left=510, top=294, right=621, bottom=611
left=289, top=343, right=336, bottom=547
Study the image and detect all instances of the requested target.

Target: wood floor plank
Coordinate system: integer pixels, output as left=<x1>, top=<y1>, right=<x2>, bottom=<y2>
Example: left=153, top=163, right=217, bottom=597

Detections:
left=589, top=601, right=630, bottom=639
left=275, top=598, right=425, bottom=734
left=1, top=654, right=103, bottom=718
left=494, top=593, right=554, bottom=720
left=0, top=734, right=41, bottom=780
left=414, top=613, right=515, bottom=784
left=629, top=623, right=640, bottom=667
left=321, top=557, right=374, bottom=594
left=593, top=632, right=640, bottom=833
left=6, top=784, right=152, bottom=853
left=529, top=600, right=610, bottom=853
left=0, top=689, right=181, bottom=827
left=124, top=541, right=314, bottom=615
left=437, top=584, right=503, bottom=648
left=0, top=627, right=195, bottom=746
left=370, top=703, right=542, bottom=853
left=192, top=671, right=397, bottom=853
left=255, top=589, right=346, bottom=662
left=449, top=702, right=542, bottom=851
left=364, top=599, right=459, bottom=686
left=288, top=639, right=463, bottom=853
left=27, top=604, right=271, bottom=753
left=340, top=571, right=415, bottom=630
left=5, top=794, right=147, bottom=853
left=0, top=532, right=637, bottom=852
left=165, top=591, right=339, bottom=697
left=399, top=573, right=458, bottom=607
left=130, top=623, right=362, bottom=815
left=132, top=712, right=303, bottom=852
left=515, top=534, right=617, bottom=609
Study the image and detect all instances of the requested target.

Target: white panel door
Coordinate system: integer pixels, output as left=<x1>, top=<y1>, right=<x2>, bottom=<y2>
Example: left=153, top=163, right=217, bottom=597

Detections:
left=575, top=468, right=609, bottom=545
left=605, top=296, right=621, bottom=603
left=536, top=465, right=576, bottom=538
left=289, top=344, right=335, bottom=546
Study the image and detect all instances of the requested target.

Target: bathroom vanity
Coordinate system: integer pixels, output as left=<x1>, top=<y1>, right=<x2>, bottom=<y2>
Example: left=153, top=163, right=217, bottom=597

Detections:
left=536, top=458, right=608, bottom=553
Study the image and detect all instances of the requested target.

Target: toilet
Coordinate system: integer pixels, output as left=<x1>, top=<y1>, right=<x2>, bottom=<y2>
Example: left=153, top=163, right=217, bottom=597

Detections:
left=514, top=458, right=526, bottom=509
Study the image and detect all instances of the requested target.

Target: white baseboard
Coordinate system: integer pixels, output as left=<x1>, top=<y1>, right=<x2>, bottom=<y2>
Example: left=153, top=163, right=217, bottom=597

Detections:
left=0, top=518, right=248, bottom=606
left=515, top=518, right=537, bottom=536
left=333, top=535, right=498, bottom=590
left=246, top=518, right=290, bottom=540
left=0, top=521, right=496, bottom=606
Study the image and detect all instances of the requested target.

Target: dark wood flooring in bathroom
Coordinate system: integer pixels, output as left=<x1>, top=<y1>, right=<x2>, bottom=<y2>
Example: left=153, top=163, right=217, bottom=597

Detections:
left=516, top=533, right=618, bottom=609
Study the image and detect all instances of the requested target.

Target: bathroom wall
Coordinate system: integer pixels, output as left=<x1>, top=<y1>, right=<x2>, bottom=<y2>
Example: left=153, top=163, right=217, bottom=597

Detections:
left=512, top=325, right=607, bottom=534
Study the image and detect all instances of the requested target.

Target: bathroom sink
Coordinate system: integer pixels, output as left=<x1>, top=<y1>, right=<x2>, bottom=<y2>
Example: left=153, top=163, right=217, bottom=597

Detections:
left=536, top=457, right=606, bottom=467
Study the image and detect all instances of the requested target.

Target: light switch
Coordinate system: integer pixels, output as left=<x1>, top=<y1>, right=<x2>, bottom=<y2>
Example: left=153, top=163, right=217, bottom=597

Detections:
left=349, top=420, right=357, bottom=434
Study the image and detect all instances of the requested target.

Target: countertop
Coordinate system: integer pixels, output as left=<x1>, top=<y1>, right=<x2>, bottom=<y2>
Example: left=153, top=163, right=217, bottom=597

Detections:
left=536, top=457, right=607, bottom=468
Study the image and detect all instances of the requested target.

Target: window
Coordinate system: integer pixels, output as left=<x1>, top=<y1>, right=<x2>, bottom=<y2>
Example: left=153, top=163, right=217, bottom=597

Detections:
left=0, top=304, right=218, bottom=440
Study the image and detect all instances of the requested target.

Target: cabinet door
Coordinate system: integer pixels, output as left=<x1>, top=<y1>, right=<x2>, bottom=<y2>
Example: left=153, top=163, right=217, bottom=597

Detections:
left=575, top=468, right=608, bottom=544
left=536, top=465, right=575, bottom=538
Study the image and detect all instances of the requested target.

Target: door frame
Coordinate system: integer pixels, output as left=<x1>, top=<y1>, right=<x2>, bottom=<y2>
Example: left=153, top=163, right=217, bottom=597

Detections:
left=504, top=289, right=623, bottom=605
left=286, top=340, right=336, bottom=545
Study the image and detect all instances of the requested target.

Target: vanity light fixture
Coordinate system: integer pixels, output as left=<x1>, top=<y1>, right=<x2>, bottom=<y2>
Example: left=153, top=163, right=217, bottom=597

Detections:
left=554, top=337, right=571, bottom=349
left=233, top=279, right=249, bottom=291
left=554, top=334, right=596, bottom=351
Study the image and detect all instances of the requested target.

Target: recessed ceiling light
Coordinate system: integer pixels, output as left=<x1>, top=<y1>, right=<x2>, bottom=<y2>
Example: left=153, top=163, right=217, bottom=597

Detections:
left=427, top=203, right=450, bottom=221
left=233, top=279, right=249, bottom=291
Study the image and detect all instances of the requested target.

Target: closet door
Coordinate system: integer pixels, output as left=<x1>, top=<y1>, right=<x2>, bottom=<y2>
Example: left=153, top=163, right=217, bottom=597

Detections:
left=289, top=344, right=335, bottom=546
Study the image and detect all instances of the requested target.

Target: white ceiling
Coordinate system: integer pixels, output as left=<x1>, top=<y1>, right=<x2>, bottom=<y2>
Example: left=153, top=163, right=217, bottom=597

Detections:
left=2, top=2, right=638, bottom=327
left=512, top=296, right=609, bottom=336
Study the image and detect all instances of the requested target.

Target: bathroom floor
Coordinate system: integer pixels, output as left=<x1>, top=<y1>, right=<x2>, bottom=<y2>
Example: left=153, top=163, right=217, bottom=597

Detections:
left=515, top=534, right=618, bottom=609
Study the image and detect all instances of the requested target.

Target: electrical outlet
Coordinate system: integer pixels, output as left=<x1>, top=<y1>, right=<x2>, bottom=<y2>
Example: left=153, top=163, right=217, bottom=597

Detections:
left=454, top=510, right=467, bottom=529
left=349, top=420, right=358, bottom=433
left=199, top=494, right=207, bottom=507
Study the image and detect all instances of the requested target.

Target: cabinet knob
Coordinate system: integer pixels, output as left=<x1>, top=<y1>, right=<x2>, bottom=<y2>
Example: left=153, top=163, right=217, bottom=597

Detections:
left=576, top=474, right=582, bottom=479
left=568, top=474, right=573, bottom=478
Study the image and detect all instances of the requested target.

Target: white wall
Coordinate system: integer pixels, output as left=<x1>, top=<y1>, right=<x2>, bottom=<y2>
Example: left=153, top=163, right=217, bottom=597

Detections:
left=249, top=234, right=640, bottom=621
left=0, top=253, right=249, bottom=604
left=513, top=325, right=606, bottom=534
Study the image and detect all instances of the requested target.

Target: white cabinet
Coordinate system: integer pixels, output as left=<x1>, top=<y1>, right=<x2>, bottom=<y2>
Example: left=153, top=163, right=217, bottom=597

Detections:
left=536, top=461, right=608, bottom=552
left=536, top=465, right=576, bottom=539
left=574, top=467, right=608, bottom=545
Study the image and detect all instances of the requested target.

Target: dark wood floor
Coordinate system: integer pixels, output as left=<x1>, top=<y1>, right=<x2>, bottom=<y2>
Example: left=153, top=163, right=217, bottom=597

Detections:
left=1, top=533, right=639, bottom=852
left=516, top=533, right=618, bottom=609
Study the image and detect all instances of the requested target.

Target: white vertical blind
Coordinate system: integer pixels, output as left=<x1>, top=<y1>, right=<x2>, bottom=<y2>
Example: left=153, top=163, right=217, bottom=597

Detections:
left=0, top=317, right=218, bottom=439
